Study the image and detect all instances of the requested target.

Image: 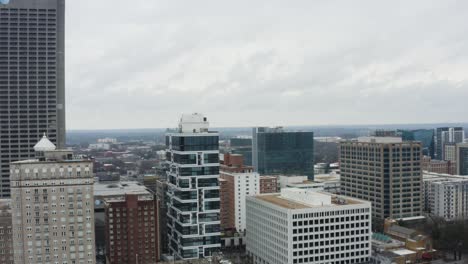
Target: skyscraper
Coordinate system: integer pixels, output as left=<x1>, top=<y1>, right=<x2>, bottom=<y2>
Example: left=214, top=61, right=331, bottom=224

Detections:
left=340, top=137, right=423, bottom=224
left=435, top=127, right=464, bottom=160
left=457, top=143, right=468, bottom=176
left=165, top=114, right=221, bottom=260
left=252, top=127, right=314, bottom=180
left=0, top=0, right=65, bottom=198
left=10, top=135, right=95, bottom=264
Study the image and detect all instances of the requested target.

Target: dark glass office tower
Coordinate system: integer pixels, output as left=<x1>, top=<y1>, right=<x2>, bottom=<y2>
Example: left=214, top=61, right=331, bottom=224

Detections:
left=165, top=114, right=221, bottom=260
left=399, top=129, right=435, bottom=157
left=457, top=143, right=468, bottom=176
left=252, top=127, right=314, bottom=180
left=0, top=0, right=65, bottom=197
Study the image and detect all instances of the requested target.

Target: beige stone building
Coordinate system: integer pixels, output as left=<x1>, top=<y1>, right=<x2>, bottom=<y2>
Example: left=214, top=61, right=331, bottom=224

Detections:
left=10, top=135, right=96, bottom=264
left=340, top=137, right=423, bottom=223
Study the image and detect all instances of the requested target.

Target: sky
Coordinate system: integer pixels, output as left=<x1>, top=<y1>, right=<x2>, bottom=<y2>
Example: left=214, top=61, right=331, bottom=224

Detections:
left=66, top=0, right=468, bottom=129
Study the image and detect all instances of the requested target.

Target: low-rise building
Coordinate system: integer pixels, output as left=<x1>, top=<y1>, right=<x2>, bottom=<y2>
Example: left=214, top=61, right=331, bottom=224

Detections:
left=104, top=193, right=159, bottom=264
left=246, top=188, right=372, bottom=264
left=259, top=176, right=278, bottom=194
left=94, top=181, right=153, bottom=259
left=422, top=156, right=456, bottom=175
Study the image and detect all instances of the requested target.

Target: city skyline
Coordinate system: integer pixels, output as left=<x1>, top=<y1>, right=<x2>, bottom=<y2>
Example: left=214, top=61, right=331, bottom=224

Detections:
left=66, top=0, right=468, bottom=129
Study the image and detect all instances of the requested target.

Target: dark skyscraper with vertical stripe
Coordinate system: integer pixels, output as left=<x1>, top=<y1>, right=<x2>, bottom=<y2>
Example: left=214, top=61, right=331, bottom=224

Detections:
left=0, top=0, right=65, bottom=197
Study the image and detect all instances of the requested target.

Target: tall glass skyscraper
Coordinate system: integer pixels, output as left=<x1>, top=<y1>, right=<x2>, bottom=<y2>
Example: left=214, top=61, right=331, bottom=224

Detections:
left=165, top=114, right=221, bottom=260
left=0, top=0, right=65, bottom=197
left=252, top=127, right=314, bottom=180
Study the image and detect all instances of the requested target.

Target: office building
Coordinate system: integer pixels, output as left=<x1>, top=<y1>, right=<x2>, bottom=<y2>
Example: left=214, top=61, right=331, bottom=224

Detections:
left=104, top=193, right=159, bottom=264
left=165, top=114, right=221, bottom=260
left=0, top=0, right=66, bottom=198
left=10, top=135, right=95, bottom=264
left=220, top=153, right=259, bottom=233
left=252, top=127, right=314, bottom=180
left=397, top=129, right=435, bottom=157
left=229, top=137, right=253, bottom=166
left=246, top=188, right=372, bottom=264
left=457, top=143, right=468, bottom=176
left=340, top=137, right=423, bottom=222
left=0, top=199, right=13, bottom=264
left=435, top=127, right=464, bottom=160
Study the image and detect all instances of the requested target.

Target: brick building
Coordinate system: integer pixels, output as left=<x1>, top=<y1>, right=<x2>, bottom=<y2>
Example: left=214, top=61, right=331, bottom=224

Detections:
left=105, top=193, right=159, bottom=264
left=259, top=176, right=278, bottom=193
left=422, top=156, right=456, bottom=175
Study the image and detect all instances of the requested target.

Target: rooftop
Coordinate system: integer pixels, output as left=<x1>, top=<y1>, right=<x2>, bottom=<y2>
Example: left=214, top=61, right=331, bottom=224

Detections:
left=94, top=181, right=152, bottom=199
left=34, top=133, right=56, bottom=152
left=255, top=188, right=365, bottom=209
left=357, top=137, right=403, bottom=143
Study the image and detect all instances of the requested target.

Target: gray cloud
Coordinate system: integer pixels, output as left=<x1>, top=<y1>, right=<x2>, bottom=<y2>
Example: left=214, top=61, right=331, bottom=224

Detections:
left=66, top=0, right=468, bottom=129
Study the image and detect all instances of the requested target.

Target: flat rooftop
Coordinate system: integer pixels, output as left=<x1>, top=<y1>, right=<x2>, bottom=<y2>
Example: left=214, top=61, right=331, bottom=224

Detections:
left=94, top=181, right=152, bottom=198
left=255, top=190, right=364, bottom=210
left=357, top=137, right=403, bottom=143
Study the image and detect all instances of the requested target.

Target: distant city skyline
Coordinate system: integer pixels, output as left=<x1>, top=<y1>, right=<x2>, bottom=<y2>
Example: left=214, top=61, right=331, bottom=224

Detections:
left=66, top=0, right=468, bottom=129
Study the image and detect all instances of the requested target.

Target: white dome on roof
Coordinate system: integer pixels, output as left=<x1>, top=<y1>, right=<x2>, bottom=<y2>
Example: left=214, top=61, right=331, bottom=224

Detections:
left=34, top=133, right=56, bottom=152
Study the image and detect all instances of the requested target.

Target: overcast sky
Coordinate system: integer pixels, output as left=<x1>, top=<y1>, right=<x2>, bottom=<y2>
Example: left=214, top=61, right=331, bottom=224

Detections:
left=66, top=0, right=468, bottom=129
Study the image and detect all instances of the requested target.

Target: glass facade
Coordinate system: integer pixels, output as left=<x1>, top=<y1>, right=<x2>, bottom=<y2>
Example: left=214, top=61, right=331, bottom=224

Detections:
left=252, top=127, right=314, bottom=179
left=399, top=129, right=434, bottom=157
left=166, top=132, right=221, bottom=260
left=459, top=146, right=468, bottom=176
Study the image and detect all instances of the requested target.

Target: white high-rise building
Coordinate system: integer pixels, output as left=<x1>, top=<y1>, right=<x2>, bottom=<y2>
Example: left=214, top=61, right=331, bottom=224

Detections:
left=246, top=188, right=372, bottom=264
left=165, top=114, right=221, bottom=260
left=10, top=135, right=96, bottom=264
left=220, top=167, right=260, bottom=233
left=423, top=172, right=468, bottom=221
left=431, top=180, right=468, bottom=221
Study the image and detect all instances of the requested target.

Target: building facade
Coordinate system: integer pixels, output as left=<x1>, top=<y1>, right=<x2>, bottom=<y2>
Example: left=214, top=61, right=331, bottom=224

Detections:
left=457, top=143, right=468, bottom=176
left=340, top=137, right=423, bottom=222
left=443, top=143, right=457, bottom=162
left=0, top=199, right=13, bottom=264
left=155, top=179, right=169, bottom=255
left=246, top=188, right=372, bottom=264
left=220, top=154, right=259, bottom=233
left=252, top=127, right=314, bottom=180
left=435, top=127, right=464, bottom=160
left=259, top=176, right=278, bottom=194
left=399, top=129, right=435, bottom=158
left=0, top=0, right=66, bottom=198
left=10, top=136, right=95, bottom=264
left=104, top=193, right=159, bottom=264
left=421, top=156, right=456, bottom=175
left=165, top=114, right=221, bottom=260
left=430, top=179, right=468, bottom=221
